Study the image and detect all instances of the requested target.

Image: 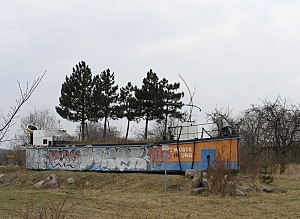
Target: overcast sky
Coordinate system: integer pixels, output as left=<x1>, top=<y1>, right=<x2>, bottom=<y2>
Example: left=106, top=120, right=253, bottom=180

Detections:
left=1, top=1, right=300, bottom=147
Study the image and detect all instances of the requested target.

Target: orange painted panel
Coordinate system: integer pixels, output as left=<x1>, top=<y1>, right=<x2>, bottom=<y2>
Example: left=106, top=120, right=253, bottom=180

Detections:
left=197, top=139, right=238, bottom=162
left=167, top=139, right=238, bottom=162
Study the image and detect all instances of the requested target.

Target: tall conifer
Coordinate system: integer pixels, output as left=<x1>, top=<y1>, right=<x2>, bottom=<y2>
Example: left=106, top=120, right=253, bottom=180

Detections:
left=92, top=68, right=118, bottom=138
left=56, top=61, right=94, bottom=141
left=135, top=69, right=164, bottom=140
left=159, top=78, right=184, bottom=138
left=117, top=82, right=137, bottom=140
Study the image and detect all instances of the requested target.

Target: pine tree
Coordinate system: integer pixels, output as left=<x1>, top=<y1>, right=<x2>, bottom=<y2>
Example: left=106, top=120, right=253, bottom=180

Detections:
left=260, top=158, right=274, bottom=184
left=56, top=61, right=94, bottom=141
left=159, top=78, right=184, bottom=138
left=92, top=68, right=118, bottom=138
left=135, top=69, right=164, bottom=140
left=117, top=82, right=137, bottom=140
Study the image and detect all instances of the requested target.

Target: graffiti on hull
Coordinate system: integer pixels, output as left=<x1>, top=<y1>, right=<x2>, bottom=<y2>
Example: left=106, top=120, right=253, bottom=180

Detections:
left=26, top=138, right=240, bottom=172
left=49, top=149, right=81, bottom=168
left=147, top=146, right=171, bottom=166
left=27, top=146, right=149, bottom=171
left=92, top=147, right=148, bottom=171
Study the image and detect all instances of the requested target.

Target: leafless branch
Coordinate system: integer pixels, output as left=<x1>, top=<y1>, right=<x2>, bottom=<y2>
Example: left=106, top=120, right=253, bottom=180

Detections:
left=0, top=71, right=46, bottom=143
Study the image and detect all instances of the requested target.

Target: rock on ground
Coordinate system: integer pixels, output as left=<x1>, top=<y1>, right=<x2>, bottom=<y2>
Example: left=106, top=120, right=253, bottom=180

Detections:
left=262, top=186, right=273, bottom=193
left=190, top=187, right=206, bottom=195
left=240, top=184, right=253, bottom=191
left=191, top=170, right=203, bottom=188
left=44, top=178, right=59, bottom=189
left=34, top=180, right=44, bottom=189
left=47, top=174, right=57, bottom=181
left=274, top=187, right=287, bottom=193
left=235, top=188, right=244, bottom=196
left=67, top=177, right=75, bottom=184
left=202, top=178, right=211, bottom=190
left=185, top=169, right=197, bottom=179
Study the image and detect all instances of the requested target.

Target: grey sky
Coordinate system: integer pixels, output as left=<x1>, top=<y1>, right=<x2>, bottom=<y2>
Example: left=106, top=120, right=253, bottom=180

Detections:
left=1, top=1, right=300, bottom=145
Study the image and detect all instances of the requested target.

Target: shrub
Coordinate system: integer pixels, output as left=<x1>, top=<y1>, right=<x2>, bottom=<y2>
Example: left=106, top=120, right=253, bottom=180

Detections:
left=260, top=158, right=274, bottom=184
left=206, top=153, right=234, bottom=197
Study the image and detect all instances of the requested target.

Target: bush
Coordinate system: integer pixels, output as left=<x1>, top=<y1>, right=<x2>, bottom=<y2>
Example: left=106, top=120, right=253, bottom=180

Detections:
left=206, top=153, right=234, bottom=197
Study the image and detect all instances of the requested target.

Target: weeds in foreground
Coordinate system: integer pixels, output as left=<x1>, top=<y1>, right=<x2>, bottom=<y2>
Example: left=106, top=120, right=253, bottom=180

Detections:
left=206, top=153, right=235, bottom=197
left=4, top=192, right=76, bottom=219
left=8, top=205, right=34, bottom=219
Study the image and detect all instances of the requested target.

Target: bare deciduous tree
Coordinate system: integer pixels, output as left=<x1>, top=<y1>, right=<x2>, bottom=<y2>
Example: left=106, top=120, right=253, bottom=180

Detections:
left=14, top=107, right=58, bottom=145
left=20, top=107, right=58, bottom=131
left=240, top=96, right=300, bottom=174
left=153, top=110, right=190, bottom=140
left=206, top=107, right=240, bottom=137
left=74, top=121, right=121, bottom=143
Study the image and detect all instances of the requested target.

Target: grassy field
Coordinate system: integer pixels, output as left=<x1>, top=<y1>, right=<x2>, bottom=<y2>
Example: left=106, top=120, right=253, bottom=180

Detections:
left=0, top=165, right=300, bottom=219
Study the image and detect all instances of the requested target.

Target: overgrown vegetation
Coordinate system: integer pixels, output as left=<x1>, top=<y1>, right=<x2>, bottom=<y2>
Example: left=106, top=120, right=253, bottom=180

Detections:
left=207, top=96, right=300, bottom=174
left=6, top=192, right=74, bottom=219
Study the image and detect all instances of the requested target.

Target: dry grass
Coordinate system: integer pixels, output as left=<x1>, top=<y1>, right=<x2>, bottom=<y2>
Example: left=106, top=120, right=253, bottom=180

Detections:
left=0, top=165, right=300, bottom=218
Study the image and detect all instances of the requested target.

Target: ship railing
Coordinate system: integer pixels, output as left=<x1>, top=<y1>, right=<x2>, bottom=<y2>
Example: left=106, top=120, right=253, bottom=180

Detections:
left=167, top=122, right=237, bottom=141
